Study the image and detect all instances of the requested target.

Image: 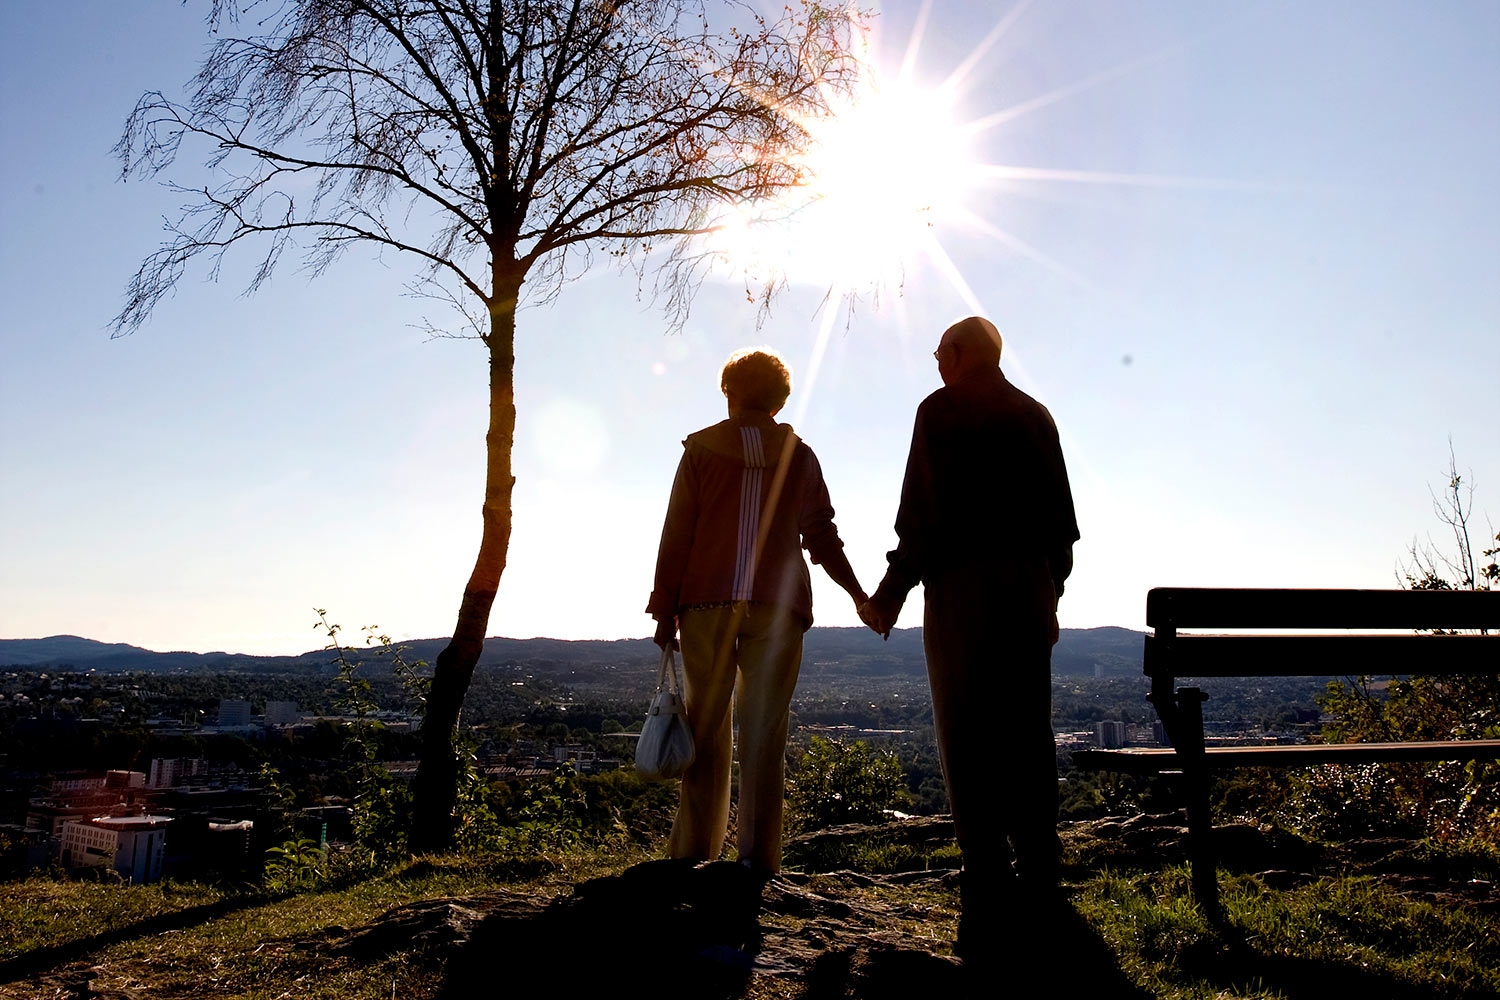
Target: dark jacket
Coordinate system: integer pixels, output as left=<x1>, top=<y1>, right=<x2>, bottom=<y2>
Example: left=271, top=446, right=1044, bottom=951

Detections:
left=878, top=367, right=1079, bottom=603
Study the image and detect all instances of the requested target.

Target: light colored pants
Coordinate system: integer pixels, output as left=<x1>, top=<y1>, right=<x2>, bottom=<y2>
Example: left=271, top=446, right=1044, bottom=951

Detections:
left=668, top=602, right=804, bottom=871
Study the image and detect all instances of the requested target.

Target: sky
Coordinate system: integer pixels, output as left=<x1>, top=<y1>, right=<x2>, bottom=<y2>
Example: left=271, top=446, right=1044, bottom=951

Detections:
left=1, top=1, right=1496, bottom=656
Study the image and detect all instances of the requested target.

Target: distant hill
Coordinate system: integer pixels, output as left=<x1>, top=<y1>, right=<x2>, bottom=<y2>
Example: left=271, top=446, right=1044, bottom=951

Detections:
left=1053, top=625, right=1147, bottom=676
left=0, top=635, right=229, bottom=670
left=0, top=635, right=322, bottom=672
left=0, top=626, right=1144, bottom=677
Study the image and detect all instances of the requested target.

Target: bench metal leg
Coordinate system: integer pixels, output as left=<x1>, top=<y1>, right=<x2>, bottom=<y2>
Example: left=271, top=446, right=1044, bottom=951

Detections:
left=1176, top=688, right=1222, bottom=919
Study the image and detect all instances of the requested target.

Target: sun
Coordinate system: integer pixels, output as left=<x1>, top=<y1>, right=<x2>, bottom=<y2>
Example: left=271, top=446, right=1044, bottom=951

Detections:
left=701, top=4, right=1231, bottom=420
left=711, top=4, right=1227, bottom=302
left=716, top=39, right=979, bottom=291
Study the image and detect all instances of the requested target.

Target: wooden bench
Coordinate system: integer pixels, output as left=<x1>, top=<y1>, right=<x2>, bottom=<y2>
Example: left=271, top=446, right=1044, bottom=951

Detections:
left=1072, top=587, right=1500, bottom=915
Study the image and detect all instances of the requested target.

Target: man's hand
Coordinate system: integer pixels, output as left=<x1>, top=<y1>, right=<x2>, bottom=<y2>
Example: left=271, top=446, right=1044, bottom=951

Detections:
left=653, top=615, right=679, bottom=651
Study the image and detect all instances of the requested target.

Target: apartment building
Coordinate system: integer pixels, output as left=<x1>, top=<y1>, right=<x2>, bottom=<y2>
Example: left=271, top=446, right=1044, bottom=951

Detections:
left=59, top=814, right=172, bottom=884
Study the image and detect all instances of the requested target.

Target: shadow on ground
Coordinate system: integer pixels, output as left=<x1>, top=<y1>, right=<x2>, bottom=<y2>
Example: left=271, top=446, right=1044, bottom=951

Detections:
left=1182, top=935, right=1498, bottom=1000
left=423, top=859, right=1149, bottom=999
left=0, top=892, right=289, bottom=984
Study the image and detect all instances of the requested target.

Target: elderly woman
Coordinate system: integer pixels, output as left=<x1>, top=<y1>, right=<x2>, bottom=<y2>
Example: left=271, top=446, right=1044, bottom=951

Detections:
left=647, top=347, right=867, bottom=874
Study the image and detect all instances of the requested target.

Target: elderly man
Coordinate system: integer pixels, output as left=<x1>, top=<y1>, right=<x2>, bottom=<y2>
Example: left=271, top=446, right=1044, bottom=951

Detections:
left=860, top=316, right=1079, bottom=956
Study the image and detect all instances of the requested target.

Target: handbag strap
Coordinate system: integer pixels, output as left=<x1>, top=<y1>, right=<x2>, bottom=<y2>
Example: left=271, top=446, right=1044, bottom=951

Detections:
left=656, top=645, right=683, bottom=696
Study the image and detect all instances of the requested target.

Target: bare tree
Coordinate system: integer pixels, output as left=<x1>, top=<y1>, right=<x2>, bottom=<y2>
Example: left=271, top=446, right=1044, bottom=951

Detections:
left=1317, top=448, right=1500, bottom=844
left=114, top=0, right=859, bottom=849
left=1401, top=444, right=1498, bottom=596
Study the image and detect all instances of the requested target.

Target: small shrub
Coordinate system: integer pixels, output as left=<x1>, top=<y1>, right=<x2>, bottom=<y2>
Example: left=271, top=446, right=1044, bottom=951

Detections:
left=263, top=837, right=324, bottom=893
left=787, top=736, right=909, bottom=832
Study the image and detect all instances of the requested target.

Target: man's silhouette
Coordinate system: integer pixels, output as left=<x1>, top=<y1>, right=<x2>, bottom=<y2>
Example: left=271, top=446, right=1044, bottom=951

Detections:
left=860, top=316, right=1078, bottom=958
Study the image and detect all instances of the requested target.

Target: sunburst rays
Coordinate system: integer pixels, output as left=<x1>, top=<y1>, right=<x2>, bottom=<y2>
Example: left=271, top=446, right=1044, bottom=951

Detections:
left=713, top=3, right=1242, bottom=306
left=686, top=1, right=1251, bottom=429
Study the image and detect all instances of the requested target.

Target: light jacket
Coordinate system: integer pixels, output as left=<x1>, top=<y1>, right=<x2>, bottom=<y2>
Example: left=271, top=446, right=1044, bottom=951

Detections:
left=647, top=410, right=845, bottom=628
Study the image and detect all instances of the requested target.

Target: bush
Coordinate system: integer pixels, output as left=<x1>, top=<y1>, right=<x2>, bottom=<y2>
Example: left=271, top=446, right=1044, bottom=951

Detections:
left=457, top=766, right=677, bottom=854
left=1309, top=458, right=1500, bottom=848
left=787, top=736, right=909, bottom=832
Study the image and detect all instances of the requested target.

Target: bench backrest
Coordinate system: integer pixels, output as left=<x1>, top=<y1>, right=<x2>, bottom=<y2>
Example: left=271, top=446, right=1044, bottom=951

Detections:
left=1145, top=588, right=1499, bottom=679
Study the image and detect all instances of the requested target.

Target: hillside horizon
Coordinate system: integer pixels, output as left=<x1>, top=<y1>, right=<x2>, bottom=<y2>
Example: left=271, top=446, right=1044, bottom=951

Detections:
left=0, top=626, right=1145, bottom=677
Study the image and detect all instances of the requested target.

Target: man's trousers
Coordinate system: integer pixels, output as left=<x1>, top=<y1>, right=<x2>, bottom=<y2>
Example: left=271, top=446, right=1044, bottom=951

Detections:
left=923, top=560, right=1060, bottom=915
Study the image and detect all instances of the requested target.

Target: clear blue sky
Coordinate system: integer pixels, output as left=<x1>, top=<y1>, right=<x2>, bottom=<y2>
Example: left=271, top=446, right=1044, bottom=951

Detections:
left=2, top=1, right=1496, bottom=655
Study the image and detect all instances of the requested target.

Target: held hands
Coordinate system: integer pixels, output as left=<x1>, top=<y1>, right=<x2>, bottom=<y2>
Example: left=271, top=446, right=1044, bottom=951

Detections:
left=857, top=594, right=899, bottom=640
left=851, top=590, right=886, bottom=640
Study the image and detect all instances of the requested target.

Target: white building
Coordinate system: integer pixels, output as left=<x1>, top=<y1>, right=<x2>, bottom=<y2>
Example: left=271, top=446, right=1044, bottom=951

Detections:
left=59, top=815, right=172, bottom=884
left=59, top=820, right=117, bottom=868
left=148, top=758, right=208, bottom=789
left=264, top=701, right=301, bottom=726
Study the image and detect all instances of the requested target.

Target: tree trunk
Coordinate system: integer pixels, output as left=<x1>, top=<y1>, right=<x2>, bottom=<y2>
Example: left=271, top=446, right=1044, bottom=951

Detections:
left=411, top=280, right=519, bottom=853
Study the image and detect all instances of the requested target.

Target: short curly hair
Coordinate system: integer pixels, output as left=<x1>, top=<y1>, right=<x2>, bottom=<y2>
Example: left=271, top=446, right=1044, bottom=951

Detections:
left=720, top=347, right=792, bottom=413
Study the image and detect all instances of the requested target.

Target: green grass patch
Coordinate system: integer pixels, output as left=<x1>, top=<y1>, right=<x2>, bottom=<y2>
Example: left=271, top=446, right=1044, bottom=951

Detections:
left=0, top=845, right=655, bottom=1000
left=0, top=878, right=227, bottom=962
left=5, top=827, right=1497, bottom=1000
left=1072, top=866, right=1500, bottom=999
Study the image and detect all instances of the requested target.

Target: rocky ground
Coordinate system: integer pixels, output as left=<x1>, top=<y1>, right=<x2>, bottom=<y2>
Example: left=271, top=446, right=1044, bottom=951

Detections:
left=4, top=815, right=1496, bottom=999
left=317, top=860, right=1145, bottom=999
left=314, top=815, right=1497, bottom=998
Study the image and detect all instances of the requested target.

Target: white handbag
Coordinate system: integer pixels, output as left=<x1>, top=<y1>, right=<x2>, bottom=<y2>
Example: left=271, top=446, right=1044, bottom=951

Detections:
left=635, top=646, right=696, bottom=780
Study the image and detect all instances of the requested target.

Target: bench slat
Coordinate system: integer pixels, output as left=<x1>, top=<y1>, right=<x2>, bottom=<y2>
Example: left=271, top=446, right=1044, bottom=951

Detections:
left=1144, top=633, right=1499, bottom=678
left=1147, top=588, right=1500, bottom=630
left=1073, top=739, right=1500, bottom=774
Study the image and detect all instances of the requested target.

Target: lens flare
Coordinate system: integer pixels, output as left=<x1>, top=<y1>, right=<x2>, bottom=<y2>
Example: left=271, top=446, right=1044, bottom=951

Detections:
left=714, top=37, right=978, bottom=291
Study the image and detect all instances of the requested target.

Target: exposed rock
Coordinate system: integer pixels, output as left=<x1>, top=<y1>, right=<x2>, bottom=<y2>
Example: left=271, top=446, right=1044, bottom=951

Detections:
left=1086, top=820, right=1125, bottom=840
left=785, top=815, right=955, bottom=851
left=310, top=856, right=1143, bottom=998
left=437, top=860, right=964, bottom=998
left=1254, top=869, right=1319, bottom=889
left=315, top=860, right=966, bottom=997
left=1344, top=837, right=1424, bottom=865
left=326, top=893, right=539, bottom=960
left=1072, top=813, right=1190, bottom=855
left=1116, top=810, right=1189, bottom=830
left=1073, top=814, right=1331, bottom=874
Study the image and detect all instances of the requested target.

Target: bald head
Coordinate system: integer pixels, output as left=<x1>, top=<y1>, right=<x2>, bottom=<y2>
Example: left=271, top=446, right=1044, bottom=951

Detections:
left=935, top=316, right=1002, bottom=385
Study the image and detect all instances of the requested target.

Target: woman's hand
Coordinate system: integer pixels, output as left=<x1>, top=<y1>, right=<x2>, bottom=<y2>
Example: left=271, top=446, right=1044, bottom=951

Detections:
left=653, top=615, right=679, bottom=651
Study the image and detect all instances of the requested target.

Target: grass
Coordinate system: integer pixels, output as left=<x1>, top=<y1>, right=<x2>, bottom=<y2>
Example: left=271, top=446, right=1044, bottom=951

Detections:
left=2, top=830, right=1496, bottom=999
left=0, top=878, right=228, bottom=962
left=0, top=845, right=655, bottom=1000
left=1072, top=867, right=1500, bottom=999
